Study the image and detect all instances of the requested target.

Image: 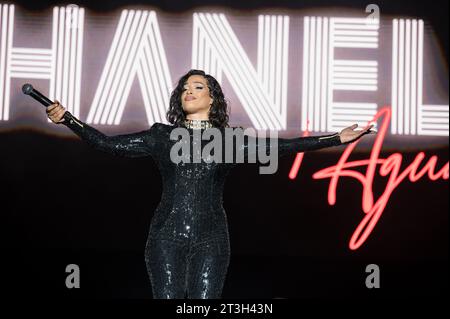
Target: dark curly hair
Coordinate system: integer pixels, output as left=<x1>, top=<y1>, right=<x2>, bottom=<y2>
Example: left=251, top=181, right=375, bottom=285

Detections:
left=166, top=69, right=230, bottom=128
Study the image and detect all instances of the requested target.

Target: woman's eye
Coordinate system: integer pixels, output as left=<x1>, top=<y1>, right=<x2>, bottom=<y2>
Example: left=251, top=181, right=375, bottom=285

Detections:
left=182, top=86, right=203, bottom=91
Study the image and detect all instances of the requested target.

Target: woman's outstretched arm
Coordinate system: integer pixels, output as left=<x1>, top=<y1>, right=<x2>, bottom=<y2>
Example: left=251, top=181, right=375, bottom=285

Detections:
left=46, top=100, right=158, bottom=158
left=241, top=124, right=375, bottom=159
left=278, top=132, right=342, bottom=156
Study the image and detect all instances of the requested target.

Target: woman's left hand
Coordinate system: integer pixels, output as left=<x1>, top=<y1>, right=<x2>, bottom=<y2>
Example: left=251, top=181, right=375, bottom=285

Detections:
left=339, top=124, right=377, bottom=144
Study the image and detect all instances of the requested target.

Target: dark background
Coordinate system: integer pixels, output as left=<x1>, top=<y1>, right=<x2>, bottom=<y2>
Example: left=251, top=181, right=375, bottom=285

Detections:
left=1, top=0, right=448, bottom=300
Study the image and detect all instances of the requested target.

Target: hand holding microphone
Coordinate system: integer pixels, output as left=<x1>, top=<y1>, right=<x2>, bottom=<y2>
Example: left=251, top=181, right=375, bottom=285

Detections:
left=46, top=100, right=66, bottom=123
left=22, top=83, right=83, bottom=127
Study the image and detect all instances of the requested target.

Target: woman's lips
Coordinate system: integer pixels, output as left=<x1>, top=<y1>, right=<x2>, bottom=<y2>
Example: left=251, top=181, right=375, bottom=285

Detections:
left=185, top=96, right=196, bottom=101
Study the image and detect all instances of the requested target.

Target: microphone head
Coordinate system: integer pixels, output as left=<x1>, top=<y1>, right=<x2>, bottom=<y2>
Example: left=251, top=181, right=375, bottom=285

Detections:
left=22, top=83, right=33, bottom=95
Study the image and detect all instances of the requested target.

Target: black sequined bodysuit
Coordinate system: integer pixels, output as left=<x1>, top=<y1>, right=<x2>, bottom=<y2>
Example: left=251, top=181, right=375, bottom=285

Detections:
left=62, top=113, right=343, bottom=299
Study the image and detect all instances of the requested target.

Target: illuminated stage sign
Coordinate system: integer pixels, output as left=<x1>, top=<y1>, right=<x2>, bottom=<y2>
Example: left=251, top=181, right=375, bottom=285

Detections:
left=0, top=4, right=448, bottom=250
left=291, top=107, right=448, bottom=249
left=0, top=4, right=448, bottom=134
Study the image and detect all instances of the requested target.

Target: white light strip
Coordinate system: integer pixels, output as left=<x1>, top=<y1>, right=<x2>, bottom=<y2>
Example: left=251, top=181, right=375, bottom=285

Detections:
left=422, top=105, right=449, bottom=111
left=308, top=17, right=315, bottom=131
left=327, top=18, right=334, bottom=131
left=270, top=16, right=276, bottom=105
left=398, top=19, right=405, bottom=134
left=422, top=123, right=448, bottom=132
left=405, top=20, right=411, bottom=134
left=314, top=17, right=321, bottom=130
left=321, top=17, right=328, bottom=131
left=391, top=19, right=398, bottom=134
left=333, top=66, right=377, bottom=72
left=263, top=16, right=269, bottom=90
left=334, top=60, right=377, bottom=66
left=301, top=16, right=309, bottom=130
left=11, top=60, right=52, bottom=67
left=333, top=18, right=379, bottom=24
left=275, top=16, right=282, bottom=114
left=333, top=30, right=378, bottom=36
left=333, top=24, right=379, bottom=30
left=75, top=8, right=84, bottom=118
left=422, top=111, right=449, bottom=116
left=62, top=6, right=71, bottom=111
left=333, top=84, right=377, bottom=91
left=10, top=66, right=50, bottom=72
left=332, top=109, right=376, bottom=115
left=411, top=19, right=417, bottom=135
left=68, top=6, right=77, bottom=117
left=4, top=4, right=13, bottom=120
left=48, top=7, right=57, bottom=121
left=417, top=19, right=423, bottom=134
left=420, top=118, right=448, bottom=123
left=334, top=36, right=378, bottom=42
left=56, top=7, right=64, bottom=110
left=11, top=54, right=51, bottom=60
left=273, top=16, right=283, bottom=114
left=332, top=79, right=377, bottom=85
left=420, top=131, right=448, bottom=136
left=11, top=47, right=52, bottom=54
left=334, top=72, right=377, bottom=79
left=331, top=120, right=373, bottom=123
left=332, top=102, right=377, bottom=109
left=332, top=115, right=375, bottom=120
left=0, top=5, right=8, bottom=120
left=333, top=42, right=378, bottom=48
left=10, top=72, right=51, bottom=79
left=282, top=16, right=289, bottom=124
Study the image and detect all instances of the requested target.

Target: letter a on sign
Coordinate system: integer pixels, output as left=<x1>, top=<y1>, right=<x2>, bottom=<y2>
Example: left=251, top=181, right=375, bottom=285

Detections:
left=65, top=264, right=80, bottom=289
left=365, top=264, right=380, bottom=288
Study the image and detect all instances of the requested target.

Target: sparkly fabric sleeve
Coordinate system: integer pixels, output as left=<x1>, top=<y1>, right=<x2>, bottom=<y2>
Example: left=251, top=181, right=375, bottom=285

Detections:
left=277, top=132, right=343, bottom=157
left=241, top=131, right=344, bottom=160
left=62, top=111, right=157, bottom=158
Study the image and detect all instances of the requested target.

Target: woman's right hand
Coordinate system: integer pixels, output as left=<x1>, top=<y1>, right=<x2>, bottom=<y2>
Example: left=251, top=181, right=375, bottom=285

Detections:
left=46, top=100, right=66, bottom=124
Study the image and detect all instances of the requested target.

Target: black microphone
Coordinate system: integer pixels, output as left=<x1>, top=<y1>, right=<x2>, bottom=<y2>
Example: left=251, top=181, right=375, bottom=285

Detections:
left=22, top=83, right=83, bottom=127
left=22, top=83, right=54, bottom=107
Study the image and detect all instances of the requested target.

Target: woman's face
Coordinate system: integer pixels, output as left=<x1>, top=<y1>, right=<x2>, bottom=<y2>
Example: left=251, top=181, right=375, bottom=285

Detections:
left=181, top=75, right=213, bottom=117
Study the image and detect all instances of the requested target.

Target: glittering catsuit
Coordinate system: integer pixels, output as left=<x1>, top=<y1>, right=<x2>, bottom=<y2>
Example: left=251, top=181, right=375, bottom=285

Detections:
left=62, top=113, right=343, bottom=299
